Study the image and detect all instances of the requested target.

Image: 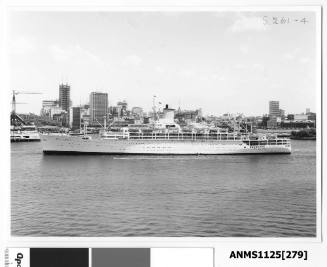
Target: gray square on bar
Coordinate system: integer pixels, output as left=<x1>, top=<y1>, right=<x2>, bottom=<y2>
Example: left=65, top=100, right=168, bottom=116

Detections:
left=92, top=248, right=150, bottom=267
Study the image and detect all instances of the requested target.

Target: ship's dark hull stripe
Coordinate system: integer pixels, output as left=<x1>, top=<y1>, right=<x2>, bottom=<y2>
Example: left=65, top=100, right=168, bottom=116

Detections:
left=43, top=150, right=291, bottom=155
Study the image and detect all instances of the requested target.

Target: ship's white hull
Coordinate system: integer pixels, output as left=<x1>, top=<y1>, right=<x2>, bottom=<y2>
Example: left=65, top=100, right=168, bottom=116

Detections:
left=41, top=135, right=291, bottom=154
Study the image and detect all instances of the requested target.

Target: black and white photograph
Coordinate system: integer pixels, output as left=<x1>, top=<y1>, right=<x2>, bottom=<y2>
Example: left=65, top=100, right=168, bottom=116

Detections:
left=9, top=9, right=320, bottom=237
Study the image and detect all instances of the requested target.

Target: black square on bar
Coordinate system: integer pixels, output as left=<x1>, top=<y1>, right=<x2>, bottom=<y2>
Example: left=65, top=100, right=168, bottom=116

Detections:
left=30, top=248, right=89, bottom=267
left=92, top=248, right=150, bottom=267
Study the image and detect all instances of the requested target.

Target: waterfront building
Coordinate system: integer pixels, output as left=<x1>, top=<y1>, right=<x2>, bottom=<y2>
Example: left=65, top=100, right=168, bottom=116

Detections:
left=90, top=92, right=108, bottom=125
left=269, top=101, right=280, bottom=117
left=108, top=106, right=114, bottom=118
left=294, top=114, right=308, bottom=121
left=53, top=110, right=69, bottom=126
left=117, top=100, right=128, bottom=117
left=281, top=120, right=314, bottom=128
left=131, top=107, right=143, bottom=118
left=307, top=112, right=316, bottom=122
left=287, top=114, right=295, bottom=120
left=40, top=100, right=57, bottom=117
left=59, top=83, right=71, bottom=127
left=175, top=108, right=202, bottom=124
left=268, top=101, right=282, bottom=129
left=42, top=100, right=58, bottom=108
left=117, top=100, right=128, bottom=110
left=109, top=101, right=130, bottom=119
left=260, top=116, right=269, bottom=128
left=109, top=106, right=122, bottom=119
left=267, top=116, right=278, bottom=129
left=80, top=105, right=90, bottom=126
left=69, top=107, right=81, bottom=130
left=279, top=109, right=285, bottom=119
left=40, top=99, right=66, bottom=120
left=59, top=84, right=71, bottom=112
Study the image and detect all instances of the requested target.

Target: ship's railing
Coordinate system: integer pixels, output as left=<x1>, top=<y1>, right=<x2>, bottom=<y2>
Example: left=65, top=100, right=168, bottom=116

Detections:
left=244, top=139, right=291, bottom=146
left=100, top=130, right=290, bottom=145
left=127, top=132, right=242, bottom=141
left=127, top=132, right=289, bottom=142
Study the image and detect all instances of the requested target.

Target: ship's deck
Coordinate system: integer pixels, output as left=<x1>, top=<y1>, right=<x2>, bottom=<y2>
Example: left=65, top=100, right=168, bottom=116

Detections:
left=101, top=131, right=291, bottom=145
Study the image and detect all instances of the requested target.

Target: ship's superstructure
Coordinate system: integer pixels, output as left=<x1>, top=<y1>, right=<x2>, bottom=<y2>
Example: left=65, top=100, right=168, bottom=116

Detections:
left=40, top=101, right=291, bottom=154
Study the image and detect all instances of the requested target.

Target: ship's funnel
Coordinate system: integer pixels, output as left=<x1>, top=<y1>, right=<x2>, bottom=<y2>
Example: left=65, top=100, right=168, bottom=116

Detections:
left=162, top=104, right=175, bottom=123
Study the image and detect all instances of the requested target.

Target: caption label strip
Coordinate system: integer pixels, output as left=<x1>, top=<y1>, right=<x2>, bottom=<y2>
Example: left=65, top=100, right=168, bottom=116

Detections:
left=5, top=248, right=214, bottom=267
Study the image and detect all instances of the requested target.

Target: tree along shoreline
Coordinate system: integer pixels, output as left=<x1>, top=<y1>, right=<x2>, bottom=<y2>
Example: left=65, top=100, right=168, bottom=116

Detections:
left=290, top=129, right=316, bottom=140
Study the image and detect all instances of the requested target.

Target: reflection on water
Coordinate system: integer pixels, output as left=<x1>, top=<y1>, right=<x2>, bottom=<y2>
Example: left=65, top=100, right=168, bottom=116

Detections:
left=11, top=140, right=316, bottom=237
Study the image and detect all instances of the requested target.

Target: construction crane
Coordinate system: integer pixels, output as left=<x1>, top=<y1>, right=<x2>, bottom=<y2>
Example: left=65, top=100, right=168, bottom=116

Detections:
left=12, top=90, right=42, bottom=114
left=11, top=90, right=42, bottom=126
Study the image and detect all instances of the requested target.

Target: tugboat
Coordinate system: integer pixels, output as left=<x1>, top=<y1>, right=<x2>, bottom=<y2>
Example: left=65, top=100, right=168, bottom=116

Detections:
left=11, top=124, right=40, bottom=142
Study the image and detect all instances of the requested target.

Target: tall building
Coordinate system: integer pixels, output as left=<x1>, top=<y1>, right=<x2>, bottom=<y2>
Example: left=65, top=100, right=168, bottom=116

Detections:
left=269, top=101, right=280, bottom=117
left=59, top=83, right=71, bottom=112
left=69, top=107, right=81, bottom=130
left=267, top=101, right=281, bottom=129
left=90, top=92, right=108, bottom=124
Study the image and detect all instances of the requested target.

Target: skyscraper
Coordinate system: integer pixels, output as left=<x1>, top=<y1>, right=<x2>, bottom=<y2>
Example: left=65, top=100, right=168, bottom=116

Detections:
left=59, top=83, right=71, bottom=112
left=268, top=101, right=280, bottom=129
left=90, top=92, right=108, bottom=124
left=58, top=83, right=71, bottom=126
left=70, top=107, right=81, bottom=130
left=269, top=101, right=280, bottom=117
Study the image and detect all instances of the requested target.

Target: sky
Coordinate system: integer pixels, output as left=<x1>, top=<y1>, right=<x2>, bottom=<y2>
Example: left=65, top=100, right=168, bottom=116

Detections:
left=8, top=11, right=318, bottom=116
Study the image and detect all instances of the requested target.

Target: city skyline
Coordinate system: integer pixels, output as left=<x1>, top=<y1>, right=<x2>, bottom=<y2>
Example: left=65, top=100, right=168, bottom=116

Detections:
left=9, top=11, right=318, bottom=115
left=39, top=85, right=313, bottom=118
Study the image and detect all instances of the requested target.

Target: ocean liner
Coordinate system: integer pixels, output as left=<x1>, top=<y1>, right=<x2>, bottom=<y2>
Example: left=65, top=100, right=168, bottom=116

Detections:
left=40, top=105, right=291, bottom=155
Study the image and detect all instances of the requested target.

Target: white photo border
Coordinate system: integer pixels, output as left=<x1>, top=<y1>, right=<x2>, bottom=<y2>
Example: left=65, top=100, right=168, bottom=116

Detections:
left=1, top=4, right=324, bottom=266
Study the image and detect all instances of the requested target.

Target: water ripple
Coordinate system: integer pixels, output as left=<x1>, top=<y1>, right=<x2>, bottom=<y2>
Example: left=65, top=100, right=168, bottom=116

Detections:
left=11, top=140, right=316, bottom=237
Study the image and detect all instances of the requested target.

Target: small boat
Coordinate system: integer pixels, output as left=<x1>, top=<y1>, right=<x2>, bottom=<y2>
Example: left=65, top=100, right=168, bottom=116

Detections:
left=11, top=124, right=40, bottom=142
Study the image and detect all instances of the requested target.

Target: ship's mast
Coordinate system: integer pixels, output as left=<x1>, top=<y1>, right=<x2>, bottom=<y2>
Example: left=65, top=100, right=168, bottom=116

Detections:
left=152, top=95, right=157, bottom=121
left=12, top=93, right=16, bottom=115
left=79, top=103, right=82, bottom=134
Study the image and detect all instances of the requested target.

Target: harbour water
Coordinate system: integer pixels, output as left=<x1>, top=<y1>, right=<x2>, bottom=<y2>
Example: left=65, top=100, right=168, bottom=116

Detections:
left=11, top=140, right=316, bottom=237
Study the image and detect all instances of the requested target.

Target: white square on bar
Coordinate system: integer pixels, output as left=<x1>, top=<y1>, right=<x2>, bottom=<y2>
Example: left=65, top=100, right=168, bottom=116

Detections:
left=6, top=248, right=30, bottom=267
left=151, top=248, right=213, bottom=267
